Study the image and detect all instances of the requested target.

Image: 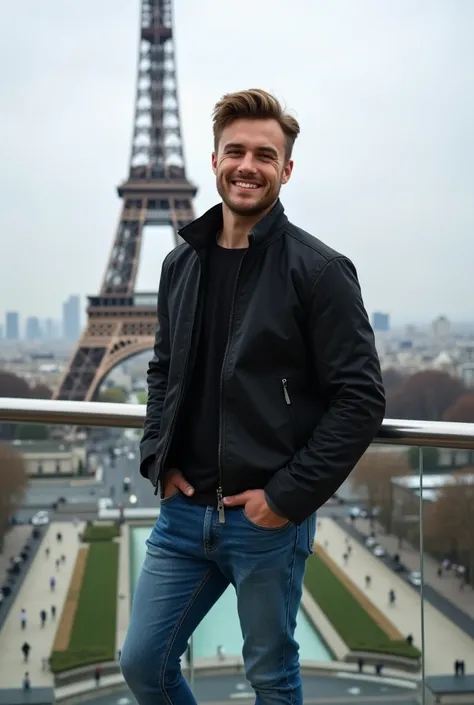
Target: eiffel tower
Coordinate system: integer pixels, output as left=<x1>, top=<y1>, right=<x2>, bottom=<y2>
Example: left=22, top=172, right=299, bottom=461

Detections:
left=55, top=0, right=197, bottom=401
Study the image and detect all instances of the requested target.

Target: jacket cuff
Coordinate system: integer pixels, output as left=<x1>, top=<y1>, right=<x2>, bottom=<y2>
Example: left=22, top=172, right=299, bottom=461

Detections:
left=264, top=492, right=287, bottom=518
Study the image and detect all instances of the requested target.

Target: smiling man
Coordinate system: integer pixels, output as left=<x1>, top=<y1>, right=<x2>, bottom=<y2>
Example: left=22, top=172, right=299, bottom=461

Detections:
left=120, top=89, right=386, bottom=705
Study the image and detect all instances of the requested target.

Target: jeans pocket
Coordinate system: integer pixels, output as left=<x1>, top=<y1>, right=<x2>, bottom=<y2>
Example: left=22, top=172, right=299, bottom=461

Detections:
left=160, top=491, right=181, bottom=505
left=242, top=509, right=291, bottom=532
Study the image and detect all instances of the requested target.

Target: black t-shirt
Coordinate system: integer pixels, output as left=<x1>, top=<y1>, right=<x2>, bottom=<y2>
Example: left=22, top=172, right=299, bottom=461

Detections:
left=171, top=239, right=246, bottom=503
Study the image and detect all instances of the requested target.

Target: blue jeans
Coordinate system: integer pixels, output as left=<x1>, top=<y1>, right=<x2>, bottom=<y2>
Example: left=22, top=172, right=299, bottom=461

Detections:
left=120, top=493, right=316, bottom=705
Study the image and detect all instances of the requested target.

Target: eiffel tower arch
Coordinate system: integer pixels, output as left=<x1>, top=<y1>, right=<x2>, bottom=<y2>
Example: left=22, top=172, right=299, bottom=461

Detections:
left=54, top=0, right=197, bottom=401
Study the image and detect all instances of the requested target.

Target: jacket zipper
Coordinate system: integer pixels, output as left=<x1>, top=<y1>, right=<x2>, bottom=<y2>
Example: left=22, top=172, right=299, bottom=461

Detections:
left=217, top=249, right=249, bottom=523
left=153, top=257, right=202, bottom=497
left=282, top=378, right=298, bottom=444
left=281, top=378, right=291, bottom=405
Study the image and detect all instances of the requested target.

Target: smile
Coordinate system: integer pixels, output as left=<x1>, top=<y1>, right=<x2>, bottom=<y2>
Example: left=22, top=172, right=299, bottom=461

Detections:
left=231, top=181, right=261, bottom=190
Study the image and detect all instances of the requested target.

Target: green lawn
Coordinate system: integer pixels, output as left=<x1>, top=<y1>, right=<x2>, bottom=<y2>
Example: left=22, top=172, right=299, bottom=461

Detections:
left=136, top=391, right=147, bottom=404
left=50, top=542, right=119, bottom=672
left=304, top=553, right=420, bottom=659
left=82, top=523, right=121, bottom=542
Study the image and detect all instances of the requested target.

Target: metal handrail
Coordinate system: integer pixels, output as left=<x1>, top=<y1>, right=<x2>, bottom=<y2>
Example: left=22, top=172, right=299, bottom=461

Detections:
left=1, top=397, right=474, bottom=448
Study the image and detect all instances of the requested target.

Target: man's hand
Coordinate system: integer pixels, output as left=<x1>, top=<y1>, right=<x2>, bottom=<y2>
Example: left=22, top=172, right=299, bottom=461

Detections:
left=163, top=469, right=194, bottom=498
left=223, top=489, right=288, bottom=528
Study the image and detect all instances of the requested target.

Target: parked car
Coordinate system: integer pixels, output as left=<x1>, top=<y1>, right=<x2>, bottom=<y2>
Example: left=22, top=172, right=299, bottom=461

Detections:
left=408, top=571, right=422, bottom=587
left=31, top=510, right=50, bottom=526
left=365, top=536, right=376, bottom=548
left=373, top=544, right=385, bottom=558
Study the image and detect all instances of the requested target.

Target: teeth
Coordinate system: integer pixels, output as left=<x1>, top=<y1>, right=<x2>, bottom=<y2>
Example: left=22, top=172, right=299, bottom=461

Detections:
left=234, top=181, right=259, bottom=189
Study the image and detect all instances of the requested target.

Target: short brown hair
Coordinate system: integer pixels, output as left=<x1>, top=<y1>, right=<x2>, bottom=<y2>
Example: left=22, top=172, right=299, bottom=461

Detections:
left=212, top=89, right=300, bottom=161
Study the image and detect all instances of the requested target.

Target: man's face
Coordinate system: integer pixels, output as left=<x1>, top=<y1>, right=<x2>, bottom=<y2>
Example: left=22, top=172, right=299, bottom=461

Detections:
left=212, top=118, right=293, bottom=217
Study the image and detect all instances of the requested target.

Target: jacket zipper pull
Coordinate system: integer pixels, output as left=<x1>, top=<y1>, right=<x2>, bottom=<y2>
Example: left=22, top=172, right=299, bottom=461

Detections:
left=281, top=378, right=291, bottom=405
left=217, top=486, right=226, bottom=524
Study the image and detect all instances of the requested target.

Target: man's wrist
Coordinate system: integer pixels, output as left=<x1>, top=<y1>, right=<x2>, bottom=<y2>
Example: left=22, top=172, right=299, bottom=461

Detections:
left=264, top=492, right=286, bottom=518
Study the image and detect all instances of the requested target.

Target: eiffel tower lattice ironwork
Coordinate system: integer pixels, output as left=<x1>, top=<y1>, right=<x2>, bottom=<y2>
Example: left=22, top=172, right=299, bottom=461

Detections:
left=55, top=0, right=197, bottom=401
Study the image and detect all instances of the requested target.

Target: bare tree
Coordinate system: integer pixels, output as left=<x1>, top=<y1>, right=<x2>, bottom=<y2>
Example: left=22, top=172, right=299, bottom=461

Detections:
left=351, top=450, right=411, bottom=525
left=424, top=472, right=474, bottom=587
left=443, top=392, right=474, bottom=423
left=386, top=370, right=467, bottom=421
left=0, top=445, right=28, bottom=551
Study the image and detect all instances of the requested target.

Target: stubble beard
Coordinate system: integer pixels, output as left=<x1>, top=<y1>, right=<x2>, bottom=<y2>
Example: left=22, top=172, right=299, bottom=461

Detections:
left=217, top=174, right=281, bottom=217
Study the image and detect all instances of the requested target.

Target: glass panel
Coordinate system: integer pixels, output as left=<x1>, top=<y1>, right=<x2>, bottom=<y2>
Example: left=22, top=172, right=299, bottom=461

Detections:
left=334, top=444, right=423, bottom=703
left=2, top=412, right=473, bottom=703
left=420, top=445, right=474, bottom=704
left=0, top=420, right=137, bottom=695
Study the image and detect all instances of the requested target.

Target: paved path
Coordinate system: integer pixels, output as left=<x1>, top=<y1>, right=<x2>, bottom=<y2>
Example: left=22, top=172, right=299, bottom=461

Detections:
left=315, top=518, right=473, bottom=676
left=0, top=521, right=84, bottom=688
left=350, top=517, right=474, bottom=620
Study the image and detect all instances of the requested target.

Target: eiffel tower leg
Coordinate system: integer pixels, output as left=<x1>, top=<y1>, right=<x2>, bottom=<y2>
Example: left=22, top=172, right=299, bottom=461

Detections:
left=54, top=319, right=156, bottom=401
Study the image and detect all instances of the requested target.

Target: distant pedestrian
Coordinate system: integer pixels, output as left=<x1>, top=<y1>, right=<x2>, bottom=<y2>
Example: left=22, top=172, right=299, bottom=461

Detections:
left=375, top=663, right=383, bottom=676
left=61, top=554, right=66, bottom=563
left=21, top=642, right=31, bottom=663
left=40, top=609, right=47, bottom=628
left=56, top=532, right=62, bottom=543
left=51, top=605, right=56, bottom=619
left=22, top=672, right=31, bottom=691
left=389, top=589, right=396, bottom=606
left=357, top=657, right=364, bottom=673
left=55, top=558, right=60, bottom=571
left=343, top=552, right=348, bottom=565
left=20, top=608, right=27, bottom=630
left=406, top=634, right=414, bottom=646
left=45, top=547, right=50, bottom=558
left=365, top=575, right=371, bottom=588
left=50, top=576, right=56, bottom=592
left=94, top=665, right=103, bottom=686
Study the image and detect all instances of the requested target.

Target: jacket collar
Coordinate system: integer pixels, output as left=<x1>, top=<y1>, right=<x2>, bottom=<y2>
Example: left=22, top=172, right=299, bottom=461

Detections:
left=179, top=199, right=288, bottom=251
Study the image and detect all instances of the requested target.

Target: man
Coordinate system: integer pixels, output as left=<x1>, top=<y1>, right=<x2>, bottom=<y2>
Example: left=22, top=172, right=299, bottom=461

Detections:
left=121, top=89, right=385, bottom=705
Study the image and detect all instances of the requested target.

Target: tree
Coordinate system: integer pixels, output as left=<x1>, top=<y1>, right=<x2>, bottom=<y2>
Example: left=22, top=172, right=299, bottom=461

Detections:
left=30, top=384, right=52, bottom=399
left=407, top=446, right=439, bottom=472
left=99, top=387, right=128, bottom=404
left=443, top=393, right=474, bottom=423
left=0, top=371, right=31, bottom=398
left=382, top=368, right=405, bottom=394
left=386, top=370, right=467, bottom=421
left=351, top=450, right=411, bottom=523
left=0, top=445, right=28, bottom=551
left=15, top=424, right=50, bottom=441
left=424, top=472, right=474, bottom=587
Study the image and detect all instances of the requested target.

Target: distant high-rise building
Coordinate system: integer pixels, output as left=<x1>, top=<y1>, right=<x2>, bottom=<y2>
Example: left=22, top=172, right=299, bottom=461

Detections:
left=62, top=295, right=81, bottom=341
left=432, top=315, right=451, bottom=339
left=372, top=312, right=390, bottom=332
left=5, top=311, right=20, bottom=341
left=25, top=316, right=42, bottom=341
left=43, top=318, right=59, bottom=340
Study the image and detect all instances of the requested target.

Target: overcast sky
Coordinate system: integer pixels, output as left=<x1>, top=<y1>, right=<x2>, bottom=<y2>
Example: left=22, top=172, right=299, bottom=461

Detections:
left=1, top=0, right=473, bottom=328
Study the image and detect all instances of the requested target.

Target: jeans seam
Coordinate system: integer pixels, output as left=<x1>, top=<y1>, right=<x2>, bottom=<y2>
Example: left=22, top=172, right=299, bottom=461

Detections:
left=159, top=568, right=215, bottom=703
left=282, top=526, right=298, bottom=705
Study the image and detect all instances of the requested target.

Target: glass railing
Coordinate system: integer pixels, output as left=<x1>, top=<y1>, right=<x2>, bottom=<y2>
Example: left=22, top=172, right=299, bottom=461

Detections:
left=0, top=396, right=473, bottom=705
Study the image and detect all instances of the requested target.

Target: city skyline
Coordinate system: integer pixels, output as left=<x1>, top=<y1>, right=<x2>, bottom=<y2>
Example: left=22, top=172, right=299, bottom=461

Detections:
left=1, top=0, right=473, bottom=323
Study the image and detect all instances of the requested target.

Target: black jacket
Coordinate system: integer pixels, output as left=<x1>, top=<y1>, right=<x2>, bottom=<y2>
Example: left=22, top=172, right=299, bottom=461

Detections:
left=140, top=200, right=385, bottom=525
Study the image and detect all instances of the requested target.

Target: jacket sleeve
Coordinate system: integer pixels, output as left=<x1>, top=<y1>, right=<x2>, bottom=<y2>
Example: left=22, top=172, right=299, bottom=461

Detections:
left=264, top=256, right=386, bottom=525
left=139, top=256, right=172, bottom=477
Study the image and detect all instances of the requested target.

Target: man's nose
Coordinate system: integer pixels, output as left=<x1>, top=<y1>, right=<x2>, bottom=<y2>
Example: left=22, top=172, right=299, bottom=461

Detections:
left=238, top=152, right=257, bottom=173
